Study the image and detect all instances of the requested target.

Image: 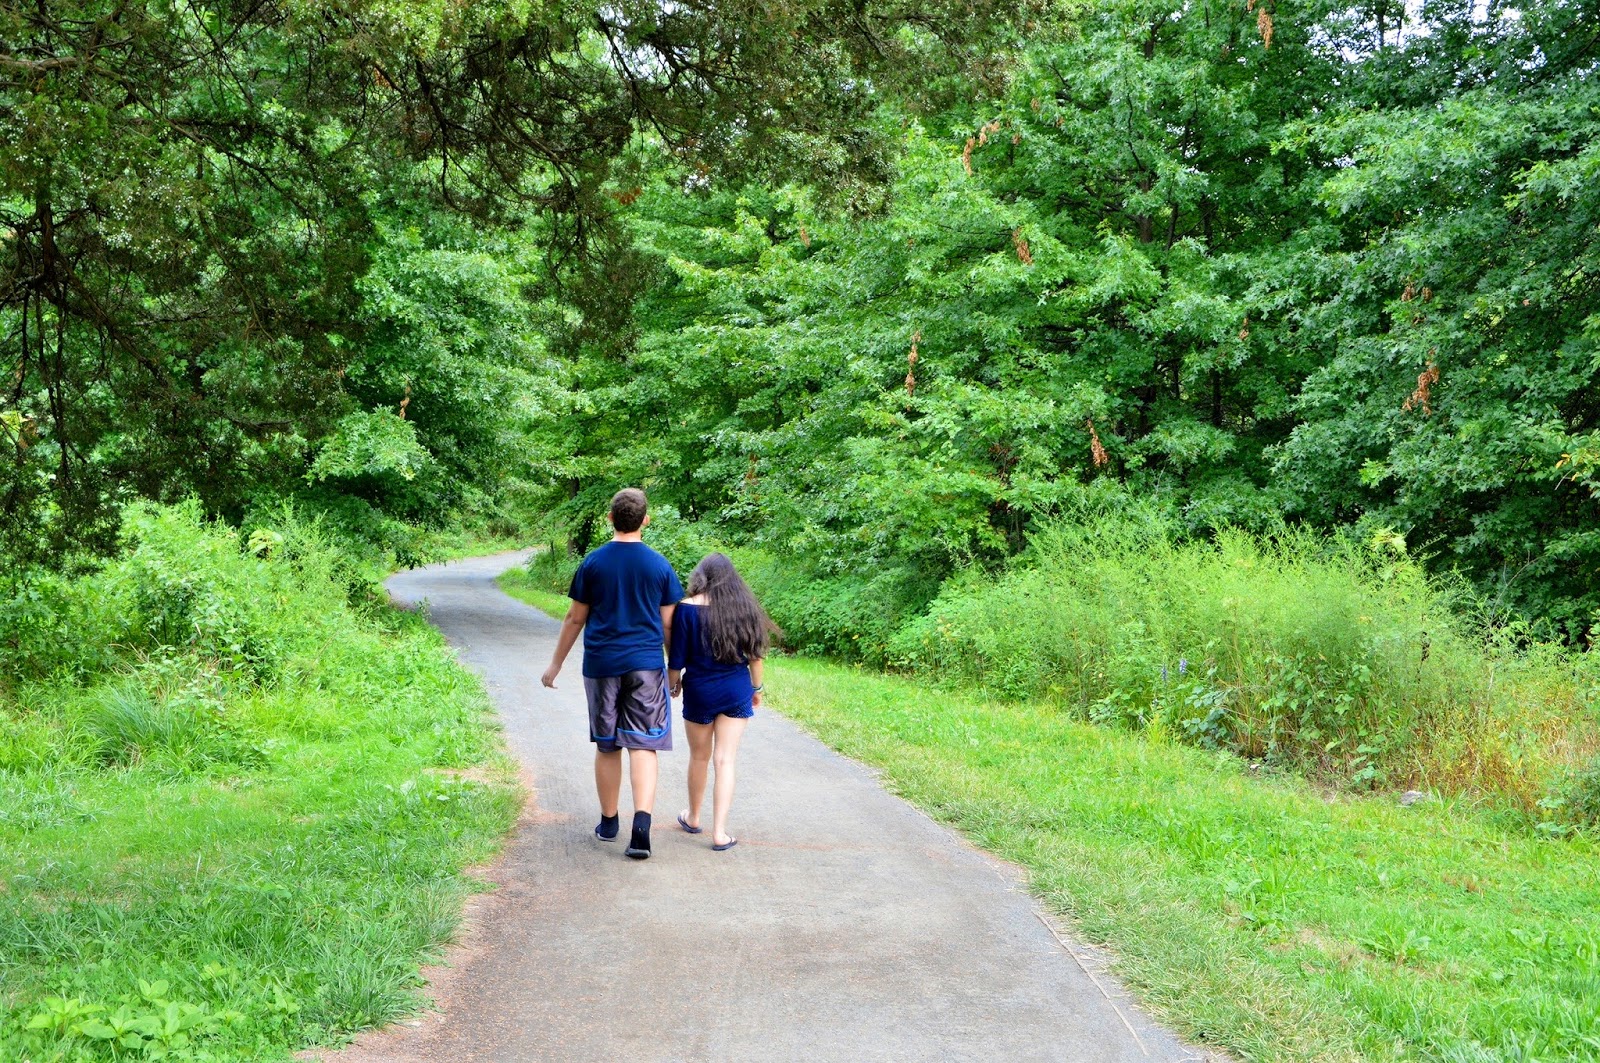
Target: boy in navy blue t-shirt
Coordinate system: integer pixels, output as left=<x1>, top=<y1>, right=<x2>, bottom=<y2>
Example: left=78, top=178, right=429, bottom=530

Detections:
left=542, top=488, right=683, bottom=859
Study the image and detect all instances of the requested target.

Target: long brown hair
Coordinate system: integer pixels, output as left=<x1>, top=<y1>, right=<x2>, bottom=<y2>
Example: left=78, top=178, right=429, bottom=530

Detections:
left=686, top=553, right=781, bottom=664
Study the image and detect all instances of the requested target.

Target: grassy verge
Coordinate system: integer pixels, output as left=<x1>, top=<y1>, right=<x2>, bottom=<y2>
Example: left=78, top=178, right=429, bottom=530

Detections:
left=889, top=512, right=1599, bottom=818
left=496, top=567, right=572, bottom=620
left=766, top=657, right=1600, bottom=1062
left=412, top=529, right=529, bottom=564
left=0, top=505, right=519, bottom=1061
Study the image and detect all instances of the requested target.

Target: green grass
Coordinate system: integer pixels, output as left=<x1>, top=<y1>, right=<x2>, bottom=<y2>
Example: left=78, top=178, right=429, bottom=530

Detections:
left=412, top=528, right=529, bottom=563
left=889, top=514, right=1600, bottom=814
left=766, top=656, right=1600, bottom=1063
left=496, top=567, right=572, bottom=620
left=0, top=505, right=520, bottom=1061
left=0, top=611, right=519, bottom=1062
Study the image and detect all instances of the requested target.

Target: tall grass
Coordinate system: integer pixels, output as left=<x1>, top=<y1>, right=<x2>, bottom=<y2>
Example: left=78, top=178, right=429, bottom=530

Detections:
left=889, top=507, right=1600, bottom=813
left=516, top=502, right=1600, bottom=816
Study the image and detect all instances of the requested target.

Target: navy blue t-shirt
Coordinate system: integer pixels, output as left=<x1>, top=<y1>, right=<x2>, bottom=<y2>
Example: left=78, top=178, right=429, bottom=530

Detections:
left=668, top=602, right=756, bottom=716
left=568, top=541, right=684, bottom=678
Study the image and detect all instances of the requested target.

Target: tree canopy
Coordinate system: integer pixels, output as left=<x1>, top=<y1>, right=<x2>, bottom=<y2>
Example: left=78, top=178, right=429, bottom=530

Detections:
left=5, top=0, right=1599, bottom=638
left=1, top=0, right=1017, bottom=557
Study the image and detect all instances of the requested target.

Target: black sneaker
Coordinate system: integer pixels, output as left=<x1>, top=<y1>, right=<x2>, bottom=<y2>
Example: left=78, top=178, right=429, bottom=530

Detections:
left=595, top=814, right=620, bottom=842
left=625, top=811, right=652, bottom=859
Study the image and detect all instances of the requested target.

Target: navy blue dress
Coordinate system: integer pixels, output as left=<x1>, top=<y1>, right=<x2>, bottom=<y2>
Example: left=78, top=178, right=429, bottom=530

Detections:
left=668, top=602, right=755, bottom=725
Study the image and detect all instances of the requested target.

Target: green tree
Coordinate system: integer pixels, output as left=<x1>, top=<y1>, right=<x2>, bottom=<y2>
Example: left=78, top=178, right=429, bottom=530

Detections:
left=1, top=0, right=1021, bottom=562
left=1272, top=1, right=1600, bottom=636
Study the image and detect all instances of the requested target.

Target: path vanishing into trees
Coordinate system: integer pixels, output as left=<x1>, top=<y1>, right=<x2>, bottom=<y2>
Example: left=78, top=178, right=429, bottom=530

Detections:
left=319, top=552, right=1214, bottom=1062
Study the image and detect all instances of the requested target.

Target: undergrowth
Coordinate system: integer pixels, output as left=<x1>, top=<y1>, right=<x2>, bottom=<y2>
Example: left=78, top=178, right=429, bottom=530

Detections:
left=886, top=509, right=1600, bottom=819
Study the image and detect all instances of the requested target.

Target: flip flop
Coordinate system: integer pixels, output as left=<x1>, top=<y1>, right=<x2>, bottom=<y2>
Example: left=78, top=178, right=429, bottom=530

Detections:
left=712, top=837, right=738, bottom=851
left=677, top=812, right=703, bottom=835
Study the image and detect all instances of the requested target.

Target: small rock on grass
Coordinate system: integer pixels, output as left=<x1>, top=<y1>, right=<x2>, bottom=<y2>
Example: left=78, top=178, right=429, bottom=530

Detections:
left=1400, top=790, right=1428, bottom=807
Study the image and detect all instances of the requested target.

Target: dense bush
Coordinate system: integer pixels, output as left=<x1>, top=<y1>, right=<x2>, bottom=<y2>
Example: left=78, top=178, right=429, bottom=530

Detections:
left=732, top=549, right=939, bottom=665
left=1, top=500, right=382, bottom=690
left=888, top=505, right=1599, bottom=806
left=635, top=506, right=726, bottom=582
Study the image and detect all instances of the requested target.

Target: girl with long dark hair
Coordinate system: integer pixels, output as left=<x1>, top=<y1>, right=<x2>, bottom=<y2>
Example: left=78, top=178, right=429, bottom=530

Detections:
left=667, top=553, right=780, bottom=850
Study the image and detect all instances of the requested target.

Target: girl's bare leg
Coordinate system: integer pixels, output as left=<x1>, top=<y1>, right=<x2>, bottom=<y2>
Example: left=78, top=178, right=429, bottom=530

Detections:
left=710, top=715, right=749, bottom=846
left=683, top=720, right=714, bottom=829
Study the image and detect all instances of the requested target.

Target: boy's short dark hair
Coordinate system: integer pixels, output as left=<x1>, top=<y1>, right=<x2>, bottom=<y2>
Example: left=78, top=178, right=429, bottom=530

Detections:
left=610, top=488, right=648, bottom=533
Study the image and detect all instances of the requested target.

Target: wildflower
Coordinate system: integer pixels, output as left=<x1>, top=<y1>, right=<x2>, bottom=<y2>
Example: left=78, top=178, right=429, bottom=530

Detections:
left=1178, top=657, right=1187, bottom=676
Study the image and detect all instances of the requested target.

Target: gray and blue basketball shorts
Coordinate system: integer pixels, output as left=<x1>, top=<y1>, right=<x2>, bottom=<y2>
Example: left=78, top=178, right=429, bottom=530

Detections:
left=584, top=669, right=673, bottom=752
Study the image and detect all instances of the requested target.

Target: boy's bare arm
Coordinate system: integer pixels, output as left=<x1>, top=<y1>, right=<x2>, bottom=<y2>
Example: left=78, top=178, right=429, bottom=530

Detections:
left=660, top=603, right=677, bottom=657
left=541, top=601, right=590, bottom=688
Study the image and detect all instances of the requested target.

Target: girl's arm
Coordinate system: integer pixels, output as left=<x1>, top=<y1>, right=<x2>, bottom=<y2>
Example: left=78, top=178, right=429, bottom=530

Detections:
left=750, top=656, right=764, bottom=708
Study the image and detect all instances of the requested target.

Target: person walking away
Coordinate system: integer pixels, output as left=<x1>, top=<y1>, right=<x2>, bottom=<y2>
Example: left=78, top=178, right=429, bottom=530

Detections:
left=668, top=553, right=780, bottom=851
left=542, top=489, right=683, bottom=860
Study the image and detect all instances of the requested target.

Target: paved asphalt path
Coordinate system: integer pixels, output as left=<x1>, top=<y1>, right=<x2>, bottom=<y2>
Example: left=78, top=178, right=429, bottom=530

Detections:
left=325, top=551, right=1212, bottom=1063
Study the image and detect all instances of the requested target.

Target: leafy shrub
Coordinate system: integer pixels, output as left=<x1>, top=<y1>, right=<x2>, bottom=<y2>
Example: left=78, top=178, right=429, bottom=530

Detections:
left=264, top=490, right=434, bottom=579
left=0, top=567, right=127, bottom=685
left=0, top=500, right=375, bottom=689
left=734, top=548, right=941, bottom=664
left=640, top=505, right=725, bottom=580
left=308, top=409, right=435, bottom=487
left=1541, top=755, right=1600, bottom=833
left=520, top=545, right=579, bottom=593
left=889, top=503, right=1598, bottom=804
left=519, top=505, right=726, bottom=595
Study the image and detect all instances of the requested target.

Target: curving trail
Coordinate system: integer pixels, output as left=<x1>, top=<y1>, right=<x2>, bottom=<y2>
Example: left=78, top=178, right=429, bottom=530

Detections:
left=319, top=551, right=1212, bottom=1063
